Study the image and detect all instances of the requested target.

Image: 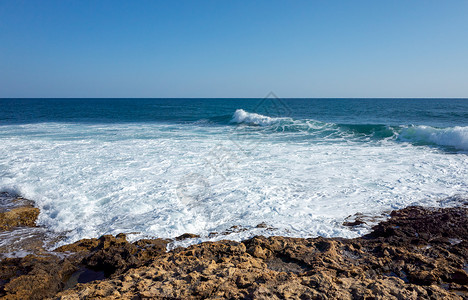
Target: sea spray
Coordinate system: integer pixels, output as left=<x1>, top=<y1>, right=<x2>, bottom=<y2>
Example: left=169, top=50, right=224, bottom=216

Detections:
left=1, top=99, right=468, bottom=247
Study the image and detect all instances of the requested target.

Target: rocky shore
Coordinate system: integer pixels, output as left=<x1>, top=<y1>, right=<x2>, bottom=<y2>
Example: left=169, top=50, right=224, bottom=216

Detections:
left=0, top=195, right=467, bottom=299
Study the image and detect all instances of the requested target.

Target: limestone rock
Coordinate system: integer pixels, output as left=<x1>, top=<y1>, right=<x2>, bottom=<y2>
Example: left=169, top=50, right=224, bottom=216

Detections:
left=0, top=206, right=39, bottom=231
left=55, top=206, right=468, bottom=299
left=1, top=205, right=467, bottom=299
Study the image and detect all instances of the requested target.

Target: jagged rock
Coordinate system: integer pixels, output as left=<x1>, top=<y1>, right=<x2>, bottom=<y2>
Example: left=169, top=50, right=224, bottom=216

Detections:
left=342, top=219, right=366, bottom=226
left=56, top=234, right=169, bottom=277
left=369, top=206, right=468, bottom=244
left=0, top=196, right=50, bottom=259
left=55, top=206, right=468, bottom=299
left=0, top=254, right=78, bottom=299
left=0, top=206, right=39, bottom=231
left=1, top=205, right=467, bottom=299
left=175, top=233, right=201, bottom=241
left=1, top=234, right=169, bottom=299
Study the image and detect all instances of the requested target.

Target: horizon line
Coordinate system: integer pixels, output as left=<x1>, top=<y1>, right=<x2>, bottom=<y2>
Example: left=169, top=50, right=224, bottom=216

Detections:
left=1, top=97, right=468, bottom=100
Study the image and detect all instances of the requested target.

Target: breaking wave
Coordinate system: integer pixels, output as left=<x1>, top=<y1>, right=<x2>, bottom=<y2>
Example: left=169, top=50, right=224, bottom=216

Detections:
left=1, top=105, right=468, bottom=249
left=231, top=109, right=286, bottom=126
left=398, top=125, right=468, bottom=151
left=230, top=109, right=468, bottom=151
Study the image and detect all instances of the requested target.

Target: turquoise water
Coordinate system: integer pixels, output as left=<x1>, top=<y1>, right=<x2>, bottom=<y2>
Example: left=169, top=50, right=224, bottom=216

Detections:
left=0, top=98, right=467, bottom=249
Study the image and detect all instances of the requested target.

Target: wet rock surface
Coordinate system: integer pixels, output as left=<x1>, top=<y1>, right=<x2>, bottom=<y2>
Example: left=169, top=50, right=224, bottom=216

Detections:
left=0, top=193, right=52, bottom=259
left=56, top=234, right=170, bottom=277
left=0, top=234, right=169, bottom=299
left=0, top=201, right=39, bottom=231
left=0, top=193, right=171, bottom=299
left=0, top=204, right=467, bottom=299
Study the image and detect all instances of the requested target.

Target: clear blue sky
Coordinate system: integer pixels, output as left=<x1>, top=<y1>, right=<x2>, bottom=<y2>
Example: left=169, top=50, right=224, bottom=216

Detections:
left=1, top=0, right=467, bottom=98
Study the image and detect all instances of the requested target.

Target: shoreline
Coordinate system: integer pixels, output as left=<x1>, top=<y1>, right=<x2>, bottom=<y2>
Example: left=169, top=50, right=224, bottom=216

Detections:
left=0, top=197, right=467, bottom=299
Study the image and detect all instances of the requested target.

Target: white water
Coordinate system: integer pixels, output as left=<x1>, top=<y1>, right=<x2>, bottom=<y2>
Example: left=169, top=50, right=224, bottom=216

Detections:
left=231, top=109, right=284, bottom=126
left=398, top=125, right=468, bottom=151
left=1, top=111, right=468, bottom=249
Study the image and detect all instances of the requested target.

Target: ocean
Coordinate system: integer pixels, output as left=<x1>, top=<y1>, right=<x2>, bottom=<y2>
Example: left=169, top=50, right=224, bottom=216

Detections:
left=1, top=98, right=467, bottom=249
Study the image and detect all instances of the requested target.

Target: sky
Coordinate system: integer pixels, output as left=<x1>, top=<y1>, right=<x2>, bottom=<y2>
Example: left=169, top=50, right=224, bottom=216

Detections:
left=1, top=0, right=468, bottom=98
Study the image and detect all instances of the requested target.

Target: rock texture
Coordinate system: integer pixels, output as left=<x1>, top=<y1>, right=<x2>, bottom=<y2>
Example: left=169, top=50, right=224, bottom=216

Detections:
left=0, top=253, right=77, bottom=300
left=1, top=205, right=467, bottom=299
left=0, top=203, right=39, bottom=231
left=0, top=234, right=169, bottom=299
left=54, top=205, right=467, bottom=299
left=0, top=195, right=51, bottom=259
left=56, top=234, right=170, bottom=277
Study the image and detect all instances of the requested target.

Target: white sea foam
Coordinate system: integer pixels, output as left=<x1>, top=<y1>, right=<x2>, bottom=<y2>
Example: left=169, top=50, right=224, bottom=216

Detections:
left=231, top=109, right=285, bottom=126
left=398, top=125, right=468, bottom=151
left=232, top=109, right=468, bottom=151
left=0, top=115, right=467, bottom=249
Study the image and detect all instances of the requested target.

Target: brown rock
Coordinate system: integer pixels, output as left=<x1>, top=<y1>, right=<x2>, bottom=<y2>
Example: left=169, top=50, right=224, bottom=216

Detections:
left=0, top=254, right=78, bottom=300
left=56, top=234, right=169, bottom=277
left=342, top=219, right=366, bottom=226
left=0, top=206, right=39, bottom=231
left=2, top=204, right=467, bottom=299
left=175, top=233, right=201, bottom=241
left=1, top=233, right=169, bottom=299
left=55, top=206, right=468, bottom=299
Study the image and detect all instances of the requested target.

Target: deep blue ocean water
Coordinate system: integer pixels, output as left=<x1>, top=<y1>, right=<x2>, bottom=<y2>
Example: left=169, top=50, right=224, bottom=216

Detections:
left=0, top=98, right=467, bottom=251
left=1, top=98, right=468, bottom=128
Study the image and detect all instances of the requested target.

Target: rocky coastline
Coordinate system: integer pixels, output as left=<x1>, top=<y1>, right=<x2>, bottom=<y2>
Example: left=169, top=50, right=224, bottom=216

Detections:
left=0, top=194, right=467, bottom=299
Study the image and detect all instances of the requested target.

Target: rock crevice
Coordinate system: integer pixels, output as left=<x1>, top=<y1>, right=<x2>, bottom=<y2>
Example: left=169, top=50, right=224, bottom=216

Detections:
left=0, top=204, right=466, bottom=299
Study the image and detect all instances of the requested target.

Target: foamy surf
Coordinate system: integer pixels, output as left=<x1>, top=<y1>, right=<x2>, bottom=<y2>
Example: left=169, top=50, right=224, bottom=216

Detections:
left=1, top=111, right=468, bottom=248
left=398, top=125, right=468, bottom=151
left=231, top=109, right=282, bottom=126
left=231, top=109, right=468, bottom=151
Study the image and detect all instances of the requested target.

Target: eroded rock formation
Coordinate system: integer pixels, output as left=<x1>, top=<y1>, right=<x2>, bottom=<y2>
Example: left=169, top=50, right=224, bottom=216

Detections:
left=0, top=200, right=39, bottom=231
left=0, top=202, right=467, bottom=299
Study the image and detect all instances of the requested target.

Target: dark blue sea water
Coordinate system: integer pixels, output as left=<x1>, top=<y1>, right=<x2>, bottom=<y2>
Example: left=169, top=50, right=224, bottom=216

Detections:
left=1, top=98, right=468, bottom=128
left=0, top=98, right=467, bottom=250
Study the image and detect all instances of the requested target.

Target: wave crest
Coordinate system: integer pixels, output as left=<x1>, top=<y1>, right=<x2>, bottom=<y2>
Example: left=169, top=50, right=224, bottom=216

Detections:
left=398, top=125, right=468, bottom=151
left=229, top=109, right=468, bottom=152
left=231, top=109, right=282, bottom=126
